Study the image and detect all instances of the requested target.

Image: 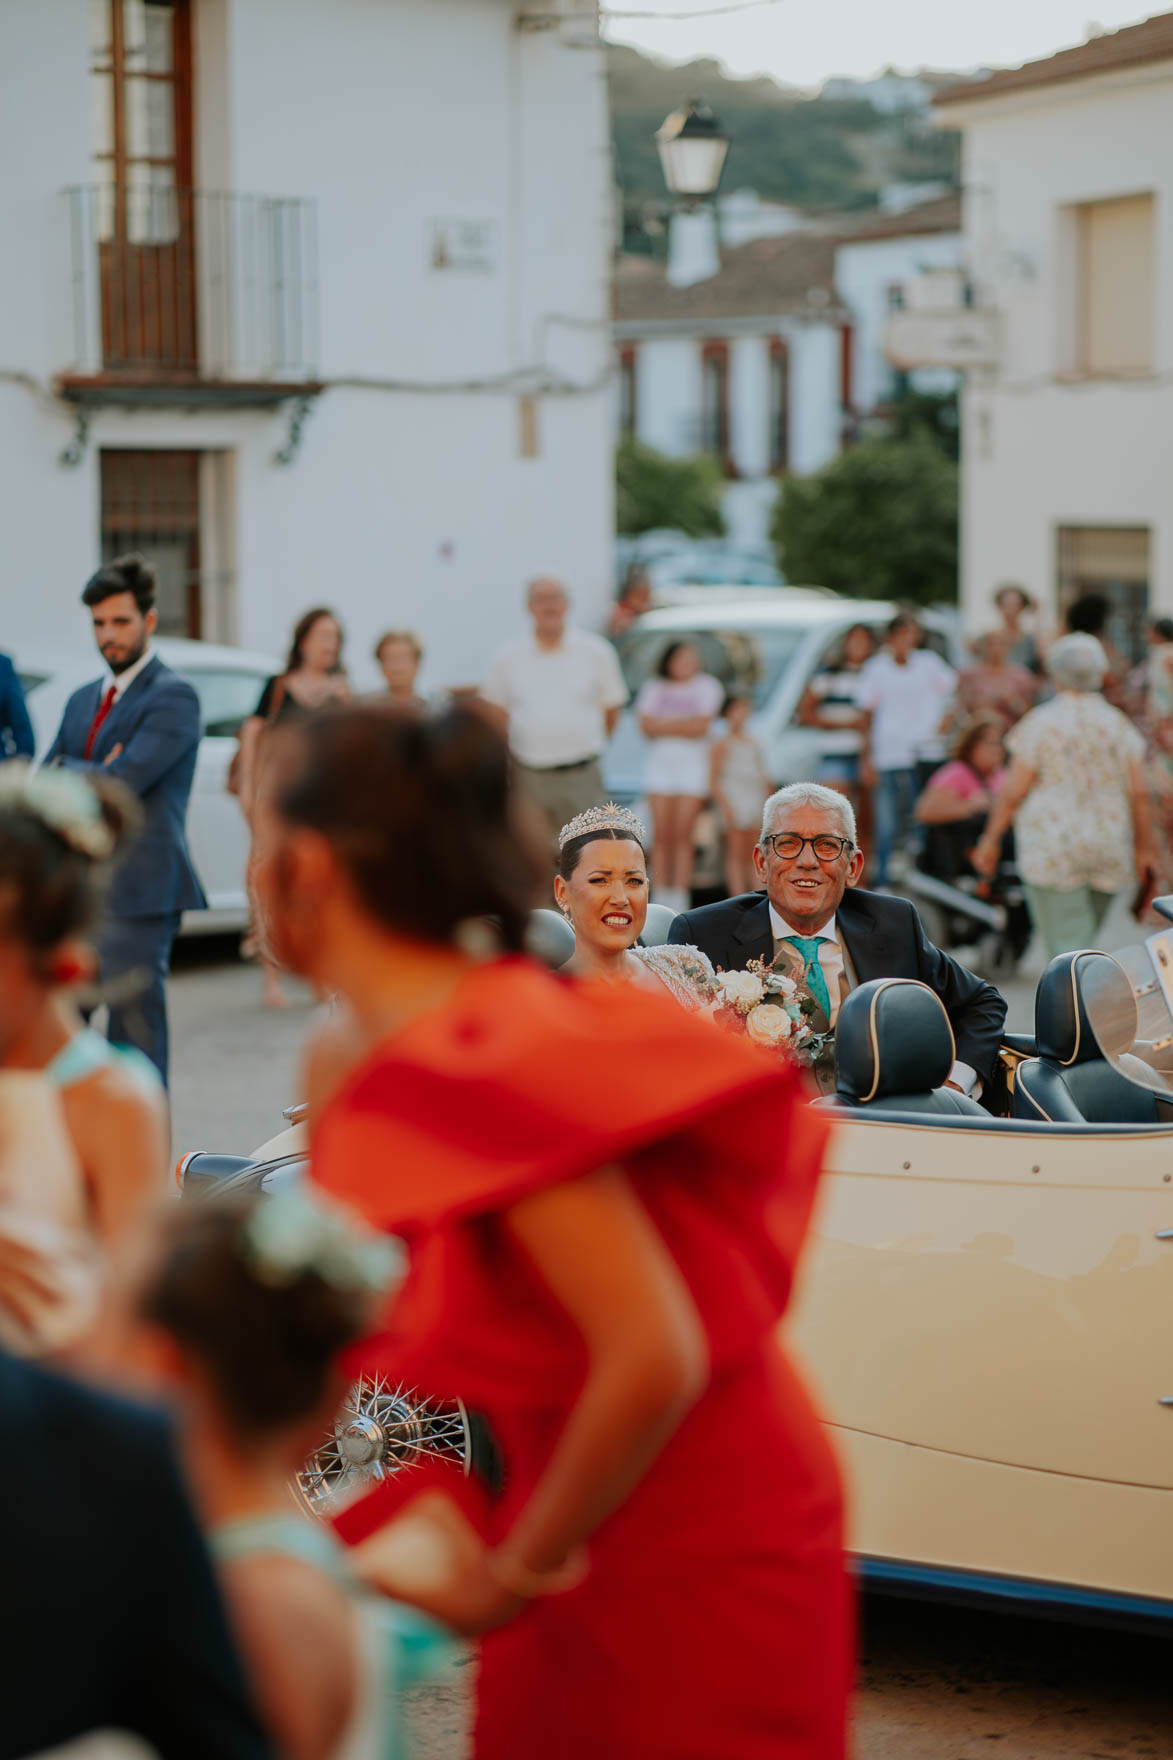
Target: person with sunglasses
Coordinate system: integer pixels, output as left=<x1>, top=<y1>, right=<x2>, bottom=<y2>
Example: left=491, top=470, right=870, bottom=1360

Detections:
left=668, top=781, right=1006, bottom=1096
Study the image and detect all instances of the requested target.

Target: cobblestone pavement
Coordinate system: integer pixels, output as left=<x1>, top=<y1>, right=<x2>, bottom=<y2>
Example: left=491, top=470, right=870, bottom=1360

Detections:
left=166, top=910, right=1172, bottom=1759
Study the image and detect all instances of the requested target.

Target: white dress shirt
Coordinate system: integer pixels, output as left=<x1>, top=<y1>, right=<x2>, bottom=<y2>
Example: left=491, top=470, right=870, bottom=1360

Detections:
left=768, top=902, right=977, bottom=1094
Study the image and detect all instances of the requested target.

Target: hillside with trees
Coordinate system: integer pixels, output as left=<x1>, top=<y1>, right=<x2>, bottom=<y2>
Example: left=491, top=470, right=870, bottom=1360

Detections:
left=608, top=43, right=960, bottom=248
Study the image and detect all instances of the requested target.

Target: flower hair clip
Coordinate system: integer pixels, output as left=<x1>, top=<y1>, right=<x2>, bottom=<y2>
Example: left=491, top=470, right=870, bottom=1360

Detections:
left=239, top=1186, right=403, bottom=1296
left=0, top=762, right=115, bottom=861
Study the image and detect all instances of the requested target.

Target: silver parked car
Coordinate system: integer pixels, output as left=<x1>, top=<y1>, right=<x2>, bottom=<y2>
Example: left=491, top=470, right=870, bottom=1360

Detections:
left=603, top=592, right=959, bottom=881
left=16, top=637, right=280, bottom=935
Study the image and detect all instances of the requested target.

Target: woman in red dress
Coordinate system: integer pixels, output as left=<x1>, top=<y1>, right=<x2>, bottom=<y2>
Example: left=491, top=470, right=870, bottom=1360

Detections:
left=251, top=701, right=852, bottom=1760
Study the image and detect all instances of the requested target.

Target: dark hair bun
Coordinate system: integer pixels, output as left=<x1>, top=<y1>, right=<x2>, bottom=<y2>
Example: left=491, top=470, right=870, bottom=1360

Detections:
left=0, top=773, right=140, bottom=958
left=274, top=700, right=545, bottom=950
left=141, top=1196, right=373, bottom=1438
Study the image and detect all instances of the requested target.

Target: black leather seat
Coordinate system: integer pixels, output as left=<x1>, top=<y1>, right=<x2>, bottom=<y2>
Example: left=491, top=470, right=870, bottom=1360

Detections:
left=1013, top=951, right=1161, bottom=1124
left=833, top=978, right=986, bottom=1116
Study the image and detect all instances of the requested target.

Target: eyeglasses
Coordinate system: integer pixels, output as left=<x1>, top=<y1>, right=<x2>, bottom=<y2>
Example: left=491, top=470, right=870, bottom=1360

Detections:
left=761, top=833, right=854, bottom=863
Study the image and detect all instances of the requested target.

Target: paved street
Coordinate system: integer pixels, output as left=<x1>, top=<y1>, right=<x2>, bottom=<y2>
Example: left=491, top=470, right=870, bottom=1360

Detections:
left=168, top=911, right=1172, bottom=1758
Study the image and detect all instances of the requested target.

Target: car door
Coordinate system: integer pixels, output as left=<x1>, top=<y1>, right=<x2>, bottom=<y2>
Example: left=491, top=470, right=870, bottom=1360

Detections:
left=178, top=667, right=269, bottom=920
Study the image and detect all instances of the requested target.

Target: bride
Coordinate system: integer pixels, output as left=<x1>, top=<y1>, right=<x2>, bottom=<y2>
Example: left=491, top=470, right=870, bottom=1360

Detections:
left=554, top=804, right=716, bottom=1009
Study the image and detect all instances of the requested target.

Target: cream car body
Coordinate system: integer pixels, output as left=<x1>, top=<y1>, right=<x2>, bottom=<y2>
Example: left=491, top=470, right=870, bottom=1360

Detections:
left=789, top=1112, right=1173, bottom=1617
left=222, top=1102, right=1173, bottom=1617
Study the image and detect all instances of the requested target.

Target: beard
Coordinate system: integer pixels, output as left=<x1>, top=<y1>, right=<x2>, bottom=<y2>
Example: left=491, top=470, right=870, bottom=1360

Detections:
left=105, top=634, right=149, bottom=676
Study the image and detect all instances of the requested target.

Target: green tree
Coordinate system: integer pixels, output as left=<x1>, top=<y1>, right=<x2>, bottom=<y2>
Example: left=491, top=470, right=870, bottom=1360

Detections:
left=616, top=437, right=727, bottom=538
left=771, top=436, right=957, bottom=604
left=885, top=387, right=959, bottom=460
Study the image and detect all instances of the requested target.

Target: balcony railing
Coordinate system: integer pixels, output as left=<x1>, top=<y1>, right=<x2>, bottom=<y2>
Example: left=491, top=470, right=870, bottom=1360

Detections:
left=63, top=185, right=319, bottom=387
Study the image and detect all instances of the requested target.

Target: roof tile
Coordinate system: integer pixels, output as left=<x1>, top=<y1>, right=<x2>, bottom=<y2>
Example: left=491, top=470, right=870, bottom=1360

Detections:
left=934, top=11, right=1173, bottom=105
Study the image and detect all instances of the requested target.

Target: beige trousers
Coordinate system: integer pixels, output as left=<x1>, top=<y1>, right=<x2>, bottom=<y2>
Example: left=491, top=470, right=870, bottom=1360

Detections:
left=517, top=757, right=606, bottom=854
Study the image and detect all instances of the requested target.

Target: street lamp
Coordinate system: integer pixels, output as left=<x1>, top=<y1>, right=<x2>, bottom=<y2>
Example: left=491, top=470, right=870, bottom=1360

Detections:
left=655, top=99, right=730, bottom=207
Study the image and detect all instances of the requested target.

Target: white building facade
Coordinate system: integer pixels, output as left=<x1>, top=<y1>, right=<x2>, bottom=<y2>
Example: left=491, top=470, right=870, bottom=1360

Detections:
left=0, top=0, right=614, bottom=689
left=613, top=198, right=962, bottom=553
left=933, top=15, right=1173, bottom=652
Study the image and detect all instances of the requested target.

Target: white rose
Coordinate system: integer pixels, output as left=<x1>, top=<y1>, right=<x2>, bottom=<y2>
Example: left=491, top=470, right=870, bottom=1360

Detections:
left=719, top=971, right=766, bottom=1012
left=766, top=972, right=799, bottom=1001
left=745, top=1003, right=794, bottom=1047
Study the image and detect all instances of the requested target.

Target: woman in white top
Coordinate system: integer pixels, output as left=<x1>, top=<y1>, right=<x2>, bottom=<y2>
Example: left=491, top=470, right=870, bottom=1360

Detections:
left=0, top=764, right=167, bottom=1251
left=636, top=642, right=724, bottom=913
left=554, top=804, right=716, bottom=1009
left=973, top=634, right=1157, bottom=957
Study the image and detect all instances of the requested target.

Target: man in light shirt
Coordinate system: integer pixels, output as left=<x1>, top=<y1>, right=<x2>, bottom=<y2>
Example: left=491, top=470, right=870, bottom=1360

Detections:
left=858, top=613, right=957, bottom=887
left=484, top=577, right=627, bottom=849
left=669, top=782, right=1006, bottom=1098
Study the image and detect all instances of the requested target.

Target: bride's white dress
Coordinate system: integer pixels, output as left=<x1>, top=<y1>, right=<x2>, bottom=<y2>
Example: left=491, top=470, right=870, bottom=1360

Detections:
left=631, top=943, right=717, bottom=1011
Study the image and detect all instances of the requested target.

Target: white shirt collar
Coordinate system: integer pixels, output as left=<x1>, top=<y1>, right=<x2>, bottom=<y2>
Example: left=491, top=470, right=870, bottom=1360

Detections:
left=768, top=903, right=838, bottom=944
left=110, top=646, right=154, bottom=697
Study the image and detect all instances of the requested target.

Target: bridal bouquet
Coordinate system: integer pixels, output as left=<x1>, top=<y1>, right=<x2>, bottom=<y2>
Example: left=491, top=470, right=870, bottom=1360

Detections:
left=711, top=955, right=835, bottom=1076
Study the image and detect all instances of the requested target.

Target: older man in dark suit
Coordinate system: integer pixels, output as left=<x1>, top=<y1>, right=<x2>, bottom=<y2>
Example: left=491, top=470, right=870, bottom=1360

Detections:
left=45, top=554, right=205, bottom=1085
left=669, top=782, right=1007, bottom=1093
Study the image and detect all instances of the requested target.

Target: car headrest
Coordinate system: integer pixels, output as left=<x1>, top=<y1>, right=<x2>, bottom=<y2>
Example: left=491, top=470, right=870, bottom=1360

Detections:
left=641, top=902, right=678, bottom=947
left=524, top=909, right=576, bottom=970
left=835, top=978, right=955, bottom=1103
left=1034, top=950, right=1137, bottom=1065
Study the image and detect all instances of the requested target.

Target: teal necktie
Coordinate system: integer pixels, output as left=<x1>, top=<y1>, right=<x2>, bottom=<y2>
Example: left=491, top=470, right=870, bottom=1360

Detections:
left=783, top=936, right=832, bottom=1022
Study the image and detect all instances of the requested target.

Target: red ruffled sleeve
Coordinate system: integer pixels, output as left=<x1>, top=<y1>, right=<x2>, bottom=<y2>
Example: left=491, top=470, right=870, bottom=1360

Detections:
left=312, top=959, right=829, bottom=1351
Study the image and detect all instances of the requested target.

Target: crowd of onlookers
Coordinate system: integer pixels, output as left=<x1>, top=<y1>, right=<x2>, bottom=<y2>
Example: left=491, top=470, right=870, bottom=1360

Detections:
left=599, top=576, right=1173, bottom=961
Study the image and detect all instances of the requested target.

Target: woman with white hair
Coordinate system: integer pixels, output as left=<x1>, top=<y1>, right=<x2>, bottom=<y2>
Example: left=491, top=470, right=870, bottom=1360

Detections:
left=972, top=633, right=1157, bottom=957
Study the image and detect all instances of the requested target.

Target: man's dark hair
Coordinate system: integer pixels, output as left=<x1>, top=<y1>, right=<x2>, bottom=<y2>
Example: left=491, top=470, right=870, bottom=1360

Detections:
left=1066, top=591, right=1109, bottom=637
left=1152, top=617, right=1173, bottom=644
left=81, top=554, right=157, bottom=615
left=887, top=612, right=921, bottom=639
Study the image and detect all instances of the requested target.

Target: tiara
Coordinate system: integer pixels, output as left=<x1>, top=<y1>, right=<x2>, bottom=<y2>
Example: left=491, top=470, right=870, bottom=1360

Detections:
left=0, top=762, right=115, bottom=860
left=557, top=802, right=648, bottom=851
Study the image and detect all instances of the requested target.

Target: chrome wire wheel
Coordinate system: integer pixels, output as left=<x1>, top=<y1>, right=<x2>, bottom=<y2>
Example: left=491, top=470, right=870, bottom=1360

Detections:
left=293, top=1374, right=471, bottom=1520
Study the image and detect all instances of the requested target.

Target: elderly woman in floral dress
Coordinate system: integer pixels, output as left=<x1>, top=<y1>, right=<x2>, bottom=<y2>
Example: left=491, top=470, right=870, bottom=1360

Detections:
left=973, top=634, right=1158, bottom=958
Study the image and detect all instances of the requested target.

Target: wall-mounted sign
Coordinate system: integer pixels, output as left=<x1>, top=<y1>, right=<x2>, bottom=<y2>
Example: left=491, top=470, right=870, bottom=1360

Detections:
left=885, top=308, right=999, bottom=370
left=431, top=219, right=498, bottom=274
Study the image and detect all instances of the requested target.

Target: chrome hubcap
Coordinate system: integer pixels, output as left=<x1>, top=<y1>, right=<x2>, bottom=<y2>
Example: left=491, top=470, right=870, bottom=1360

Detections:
left=293, top=1375, right=471, bottom=1519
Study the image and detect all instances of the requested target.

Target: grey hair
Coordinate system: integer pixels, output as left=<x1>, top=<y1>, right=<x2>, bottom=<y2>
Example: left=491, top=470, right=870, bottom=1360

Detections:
left=1046, top=632, right=1108, bottom=694
left=762, top=782, right=857, bottom=846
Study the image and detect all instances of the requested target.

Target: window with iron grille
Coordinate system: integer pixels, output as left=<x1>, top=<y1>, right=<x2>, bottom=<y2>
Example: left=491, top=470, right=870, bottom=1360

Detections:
left=768, top=337, right=789, bottom=475
left=100, top=449, right=201, bottom=637
left=1056, top=525, right=1150, bottom=666
left=700, top=340, right=730, bottom=471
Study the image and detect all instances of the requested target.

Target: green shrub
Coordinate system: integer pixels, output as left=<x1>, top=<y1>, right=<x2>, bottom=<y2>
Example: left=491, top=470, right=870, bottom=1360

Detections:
left=616, top=437, right=727, bottom=538
left=771, top=436, right=957, bottom=604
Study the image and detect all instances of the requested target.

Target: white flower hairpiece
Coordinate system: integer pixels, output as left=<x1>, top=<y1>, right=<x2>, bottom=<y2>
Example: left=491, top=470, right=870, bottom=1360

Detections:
left=239, top=1186, right=403, bottom=1296
left=558, top=801, right=648, bottom=851
left=0, top=762, right=115, bottom=860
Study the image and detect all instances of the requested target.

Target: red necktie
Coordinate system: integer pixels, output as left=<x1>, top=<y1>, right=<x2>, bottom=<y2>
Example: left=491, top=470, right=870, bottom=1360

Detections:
left=84, top=685, right=117, bottom=760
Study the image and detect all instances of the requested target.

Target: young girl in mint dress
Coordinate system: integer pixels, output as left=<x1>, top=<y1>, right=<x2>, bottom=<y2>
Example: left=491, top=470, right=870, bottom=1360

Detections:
left=135, top=1189, right=451, bottom=1760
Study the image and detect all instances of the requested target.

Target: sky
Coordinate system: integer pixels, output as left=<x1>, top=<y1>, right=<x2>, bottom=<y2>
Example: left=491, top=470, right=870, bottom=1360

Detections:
left=601, top=0, right=1157, bottom=89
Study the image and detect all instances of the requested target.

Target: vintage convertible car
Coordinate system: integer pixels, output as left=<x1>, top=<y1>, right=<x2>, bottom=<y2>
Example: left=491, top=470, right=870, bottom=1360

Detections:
left=180, top=915, right=1173, bottom=1625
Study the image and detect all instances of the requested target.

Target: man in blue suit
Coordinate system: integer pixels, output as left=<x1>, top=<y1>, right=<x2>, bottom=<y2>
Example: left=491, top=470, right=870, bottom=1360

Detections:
left=46, top=554, right=205, bottom=1085
left=0, top=651, right=35, bottom=759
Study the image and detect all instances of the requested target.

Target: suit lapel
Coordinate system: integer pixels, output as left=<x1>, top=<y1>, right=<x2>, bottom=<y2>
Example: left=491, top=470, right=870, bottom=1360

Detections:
left=92, top=656, right=162, bottom=757
left=730, top=896, right=774, bottom=971
left=837, top=889, right=893, bottom=985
